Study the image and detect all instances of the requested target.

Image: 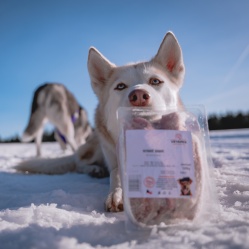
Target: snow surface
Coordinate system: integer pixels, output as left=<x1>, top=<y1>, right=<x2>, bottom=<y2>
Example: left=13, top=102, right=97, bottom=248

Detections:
left=0, top=129, right=249, bottom=249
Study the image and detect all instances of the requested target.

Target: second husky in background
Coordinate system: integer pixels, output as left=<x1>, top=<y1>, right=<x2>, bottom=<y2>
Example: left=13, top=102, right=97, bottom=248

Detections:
left=22, top=83, right=93, bottom=156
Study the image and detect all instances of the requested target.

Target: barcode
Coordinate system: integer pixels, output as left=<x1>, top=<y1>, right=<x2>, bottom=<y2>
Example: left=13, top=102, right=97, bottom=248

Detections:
left=128, top=175, right=141, bottom=192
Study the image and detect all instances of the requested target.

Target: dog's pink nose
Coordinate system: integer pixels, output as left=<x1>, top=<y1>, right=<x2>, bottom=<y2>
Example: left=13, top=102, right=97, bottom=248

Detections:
left=129, top=89, right=150, bottom=106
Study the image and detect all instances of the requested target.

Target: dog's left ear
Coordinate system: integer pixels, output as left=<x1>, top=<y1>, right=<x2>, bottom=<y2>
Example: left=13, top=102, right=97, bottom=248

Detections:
left=88, top=47, right=116, bottom=97
left=152, top=32, right=185, bottom=87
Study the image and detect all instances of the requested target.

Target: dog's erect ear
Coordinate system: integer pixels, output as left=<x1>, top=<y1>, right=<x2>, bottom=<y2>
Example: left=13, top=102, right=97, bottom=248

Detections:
left=88, top=47, right=116, bottom=96
left=153, top=32, right=185, bottom=86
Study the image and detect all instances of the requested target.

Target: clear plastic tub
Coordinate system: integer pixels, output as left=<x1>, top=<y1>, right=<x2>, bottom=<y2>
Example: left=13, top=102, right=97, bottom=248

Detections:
left=117, top=105, right=218, bottom=230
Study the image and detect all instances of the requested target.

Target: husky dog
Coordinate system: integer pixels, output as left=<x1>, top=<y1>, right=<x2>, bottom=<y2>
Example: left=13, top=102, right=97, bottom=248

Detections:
left=22, top=83, right=93, bottom=156
left=17, top=32, right=187, bottom=212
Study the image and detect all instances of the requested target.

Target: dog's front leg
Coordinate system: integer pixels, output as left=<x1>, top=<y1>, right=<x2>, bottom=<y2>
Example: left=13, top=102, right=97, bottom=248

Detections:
left=105, top=166, right=123, bottom=212
left=101, top=144, right=123, bottom=212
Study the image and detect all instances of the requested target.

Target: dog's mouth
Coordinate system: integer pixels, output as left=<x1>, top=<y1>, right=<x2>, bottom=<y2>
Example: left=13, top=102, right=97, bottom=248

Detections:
left=182, top=186, right=191, bottom=194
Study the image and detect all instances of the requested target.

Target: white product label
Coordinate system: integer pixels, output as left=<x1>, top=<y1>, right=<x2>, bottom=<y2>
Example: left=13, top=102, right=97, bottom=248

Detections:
left=125, top=130, right=195, bottom=198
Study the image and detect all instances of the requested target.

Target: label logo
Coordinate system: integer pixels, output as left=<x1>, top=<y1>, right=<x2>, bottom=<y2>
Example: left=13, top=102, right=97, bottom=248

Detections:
left=175, top=133, right=182, bottom=140
left=171, top=133, right=187, bottom=144
left=144, top=176, right=156, bottom=188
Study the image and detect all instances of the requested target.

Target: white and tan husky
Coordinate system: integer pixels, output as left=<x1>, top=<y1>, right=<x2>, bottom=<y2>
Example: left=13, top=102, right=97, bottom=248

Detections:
left=22, top=83, right=93, bottom=156
left=17, top=32, right=186, bottom=212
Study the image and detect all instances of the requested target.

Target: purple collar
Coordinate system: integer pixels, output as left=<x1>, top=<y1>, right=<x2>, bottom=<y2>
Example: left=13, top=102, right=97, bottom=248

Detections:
left=55, top=110, right=80, bottom=144
left=71, top=111, right=79, bottom=123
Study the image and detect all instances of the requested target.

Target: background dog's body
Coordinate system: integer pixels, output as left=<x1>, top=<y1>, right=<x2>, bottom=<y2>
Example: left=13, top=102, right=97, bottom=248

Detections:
left=17, top=32, right=202, bottom=215
left=22, top=83, right=93, bottom=156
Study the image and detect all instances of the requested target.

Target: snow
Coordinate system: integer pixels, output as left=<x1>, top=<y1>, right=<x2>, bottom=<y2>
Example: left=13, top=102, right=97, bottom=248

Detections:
left=0, top=129, right=249, bottom=249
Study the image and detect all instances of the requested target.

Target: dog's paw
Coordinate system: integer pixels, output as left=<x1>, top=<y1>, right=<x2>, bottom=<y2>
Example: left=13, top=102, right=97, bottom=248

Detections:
left=76, top=164, right=109, bottom=178
left=105, top=187, right=123, bottom=212
left=88, top=166, right=109, bottom=178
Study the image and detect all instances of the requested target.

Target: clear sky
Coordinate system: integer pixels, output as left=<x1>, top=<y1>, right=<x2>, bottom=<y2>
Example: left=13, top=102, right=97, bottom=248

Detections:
left=0, top=0, right=249, bottom=138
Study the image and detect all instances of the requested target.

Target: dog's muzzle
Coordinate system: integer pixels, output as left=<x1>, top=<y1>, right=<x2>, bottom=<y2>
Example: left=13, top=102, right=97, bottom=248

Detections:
left=128, top=89, right=150, bottom=107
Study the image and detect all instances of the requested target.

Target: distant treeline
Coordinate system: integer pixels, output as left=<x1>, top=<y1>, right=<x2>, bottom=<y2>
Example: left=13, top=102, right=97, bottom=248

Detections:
left=208, top=112, right=249, bottom=130
left=0, top=112, right=249, bottom=143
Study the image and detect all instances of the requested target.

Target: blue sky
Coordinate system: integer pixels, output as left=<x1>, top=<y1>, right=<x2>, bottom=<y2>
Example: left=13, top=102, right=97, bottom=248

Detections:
left=0, top=0, right=249, bottom=138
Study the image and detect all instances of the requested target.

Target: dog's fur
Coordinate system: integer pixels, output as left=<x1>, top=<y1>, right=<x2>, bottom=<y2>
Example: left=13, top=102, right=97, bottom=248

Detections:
left=17, top=32, right=186, bottom=212
left=22, top=83, right=93, bottom=156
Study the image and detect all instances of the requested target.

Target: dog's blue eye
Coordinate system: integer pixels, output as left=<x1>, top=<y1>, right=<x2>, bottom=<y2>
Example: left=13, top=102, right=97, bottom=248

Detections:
left=115, top=83, right=127, bottom=91
left=150, top=78, right=163, bottom=85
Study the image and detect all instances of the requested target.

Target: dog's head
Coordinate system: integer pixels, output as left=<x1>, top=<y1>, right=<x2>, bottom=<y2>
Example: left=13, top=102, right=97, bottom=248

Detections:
left=178, top=177, right=193, bottom=196
left=87, top=32, right=185, bottom=140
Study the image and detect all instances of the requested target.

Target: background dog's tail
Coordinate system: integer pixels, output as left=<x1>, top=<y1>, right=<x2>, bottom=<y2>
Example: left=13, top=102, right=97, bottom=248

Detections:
left=15, top=155, right=76, bottom=174
left=22, top=110, right=46, bottom=142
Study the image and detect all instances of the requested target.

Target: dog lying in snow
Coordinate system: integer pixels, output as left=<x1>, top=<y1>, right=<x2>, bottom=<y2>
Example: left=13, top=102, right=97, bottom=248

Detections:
left=16, top=32, right=204, bottom=217
left=21, top=83, right=93, bottom=156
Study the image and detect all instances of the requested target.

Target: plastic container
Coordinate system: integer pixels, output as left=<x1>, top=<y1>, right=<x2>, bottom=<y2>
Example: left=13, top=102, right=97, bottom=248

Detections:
left=117, top=105, right=218, bottom=230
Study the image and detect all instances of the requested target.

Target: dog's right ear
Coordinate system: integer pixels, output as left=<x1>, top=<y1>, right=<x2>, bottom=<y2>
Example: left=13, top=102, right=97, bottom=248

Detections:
left=88, top=47, right=116, bottom=96
left=152, top=32, right=185, bottom=87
